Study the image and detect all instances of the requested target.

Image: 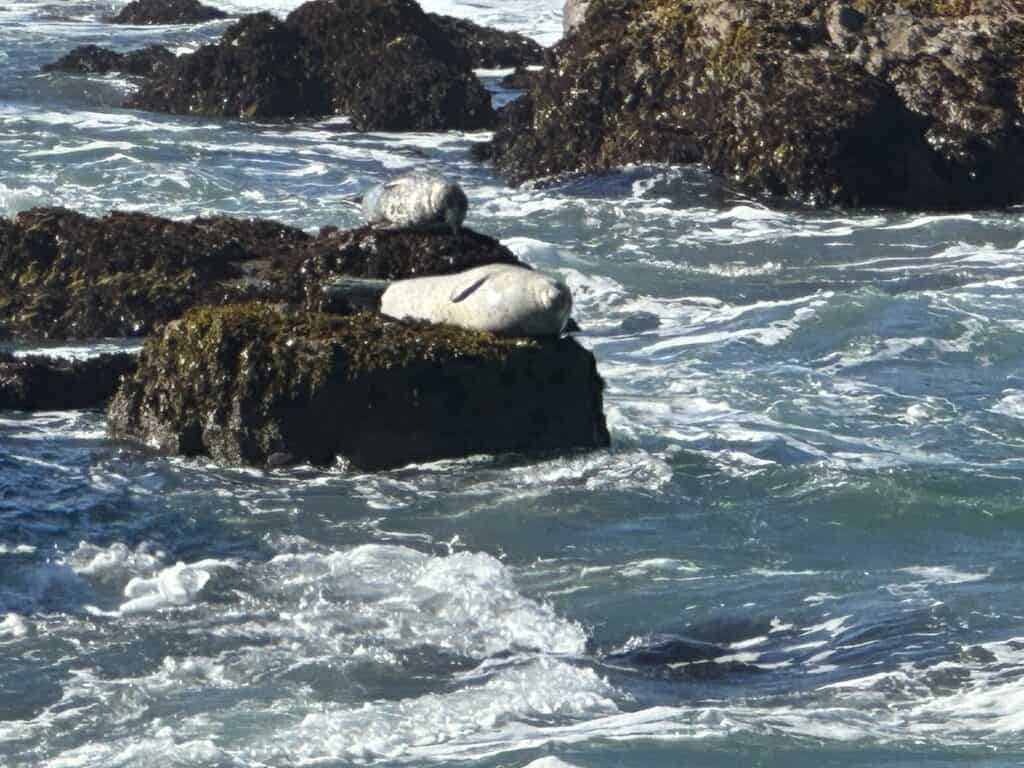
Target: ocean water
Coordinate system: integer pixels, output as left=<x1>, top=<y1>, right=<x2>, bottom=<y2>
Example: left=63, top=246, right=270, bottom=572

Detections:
left=2, top=0, right=1024, bottom=766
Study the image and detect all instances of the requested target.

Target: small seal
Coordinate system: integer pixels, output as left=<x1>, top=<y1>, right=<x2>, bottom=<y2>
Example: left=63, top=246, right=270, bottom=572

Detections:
left=362, top=170, right=468, bottom=235
left=324, top=264, right=573, bottom=337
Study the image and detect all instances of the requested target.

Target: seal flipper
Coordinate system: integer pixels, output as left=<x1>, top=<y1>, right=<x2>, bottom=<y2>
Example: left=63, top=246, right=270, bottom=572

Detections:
left=322, top=277, right=390, bottom=314
left=449, top=273, right=490, bottom=303
left=564, top=318, right=582, bottom=334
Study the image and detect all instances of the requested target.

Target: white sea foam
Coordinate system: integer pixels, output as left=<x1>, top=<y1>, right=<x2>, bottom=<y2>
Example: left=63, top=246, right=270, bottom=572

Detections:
left=257, top=657, right=618, bottom=763
left=0, top=613, right=30, bottom=639
left=268, top=544, right=587, bottom=657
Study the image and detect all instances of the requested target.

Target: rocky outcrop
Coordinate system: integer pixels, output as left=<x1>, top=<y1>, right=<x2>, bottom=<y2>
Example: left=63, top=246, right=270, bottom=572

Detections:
left=562, top=0, right=591, bottom=34
left=128, top=0, right=495, bottom=130
left=480, top=0, right=1024, bottom=208
left=427, top=13, right=544, bottom=68
left=43, top=45, right=176, bottom=77
left=109, top=0, right=228, bottom=24
left=108, top=304, right=609, bottom=470
left=128, top=13, right=331, bottom=120
left=0, top=207, right=307, bottom=340
left=0, top=352, right=137, bottom=411
left=0, top=207, right=516, bottom=341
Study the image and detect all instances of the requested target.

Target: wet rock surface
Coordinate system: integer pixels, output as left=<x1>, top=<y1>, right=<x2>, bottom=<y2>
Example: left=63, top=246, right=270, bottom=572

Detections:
left=294, top=225, right=519, bottom=309
left=0, top=352, right=137, bottom=411
left=0, top=207, right=516, bottom=341
left=108, top=304, right=609, bottom=470
left=482, top=0, right=1024, bottom=208
left=127, top=13, right=331, bottom=120
left=428, top=13, right=544, bottom=68
left=43, top=44, right=176, bottom=77
left=128, top=0, right=496, bottom=130
left=109, top=0, right=228, bottom=24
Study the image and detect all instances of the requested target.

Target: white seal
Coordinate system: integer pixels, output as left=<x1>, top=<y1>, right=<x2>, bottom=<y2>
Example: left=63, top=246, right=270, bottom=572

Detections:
left=325, top=264, right=573, bottom=336
left=362, top=170, right=468, bottom=235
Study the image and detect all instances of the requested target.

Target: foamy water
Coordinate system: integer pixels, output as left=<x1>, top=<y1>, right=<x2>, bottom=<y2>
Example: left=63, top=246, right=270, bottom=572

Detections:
left=2, top=0, right=1024, bottom=766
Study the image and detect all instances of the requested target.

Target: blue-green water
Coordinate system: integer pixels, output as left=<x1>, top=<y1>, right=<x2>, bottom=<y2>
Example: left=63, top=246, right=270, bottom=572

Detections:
left=2, top=1, right=1024, bottom=766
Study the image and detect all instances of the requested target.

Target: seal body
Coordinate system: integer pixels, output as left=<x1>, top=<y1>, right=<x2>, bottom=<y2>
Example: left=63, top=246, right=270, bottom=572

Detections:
left=380, top=264, right=572, bottom=336
left=362, top=170, right=468, bottom=234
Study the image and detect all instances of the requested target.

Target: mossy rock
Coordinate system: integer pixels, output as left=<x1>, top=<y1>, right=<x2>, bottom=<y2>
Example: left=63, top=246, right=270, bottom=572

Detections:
left=108, top=304, right=610, bottom=470
left=480, top=0, right=1024, bottom=208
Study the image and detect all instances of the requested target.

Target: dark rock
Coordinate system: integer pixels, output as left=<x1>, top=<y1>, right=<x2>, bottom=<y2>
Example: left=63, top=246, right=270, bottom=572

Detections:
left=0, top=207, right=518, bottom=341
left=480, top=0, right=1024, bottom=209
left=0, top=352, right=137, bottom=411
left=286, top=0, right=494, bottom=130
left=427, top=13, right=544, bottom=68
left=108, top=304, right=609, bottom=470
left=0, top=207, right=307, bottom=340
left=43, top=44, right=177, bottom=77
left=128, top=13, right=331, bottom=120
left=500, top=66, right=540, bottom=90
left=292, top=225, right=520, bottom=310
left=108, top=0, right=228, bottom=24
left=130, top=0, right=495, bottom=130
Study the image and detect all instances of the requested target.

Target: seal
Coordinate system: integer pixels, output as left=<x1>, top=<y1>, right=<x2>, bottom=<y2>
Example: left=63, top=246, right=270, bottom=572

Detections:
left=361, top=170, right=468, bottom=235
left=324, top=264, right=573, bottom=336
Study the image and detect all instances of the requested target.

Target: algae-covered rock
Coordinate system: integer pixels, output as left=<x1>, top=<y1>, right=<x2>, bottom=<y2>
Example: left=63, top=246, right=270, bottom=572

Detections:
left=129, top=0, right=495, bottom=130
left=0, top=352, right=137, bottom=411
left=0, top=207, right=308, bottom=340
left=292, top=225, right=520, bottom=309
left=0, top=207, right=519, bottom=341
left=427, top=13, right=544, bottom=68
left=109, top=0, right=228, bottom=24
left=108, top=304, right=609, bottom=470
left=128, top=13, right=331, bottom=121
left=286, top=0, right=494, bottom=130
left=481, top=0, right=1024, bottom=208
left=42, top=45, right=177, bottom=77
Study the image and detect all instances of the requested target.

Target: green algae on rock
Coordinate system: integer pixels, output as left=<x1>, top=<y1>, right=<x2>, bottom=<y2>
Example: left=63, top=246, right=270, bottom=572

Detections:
left=108, top=304, right=610, bottom=470
left=480, top=0, right=1024, bottom=208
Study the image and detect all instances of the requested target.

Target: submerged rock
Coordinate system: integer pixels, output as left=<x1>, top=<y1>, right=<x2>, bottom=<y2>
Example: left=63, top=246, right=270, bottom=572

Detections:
left=42, top=44, right=177, bottom=77
left=128, top=0, right=495, bottom=130
left=480, top=0, right=1024, bottom=208
left=108, top=0, right=228, bottom=24
left=0, top=352, right=137, bottom=411
left=108, top=304, right=609, bottom=470
left=0, top=207, right=518, bottom=341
